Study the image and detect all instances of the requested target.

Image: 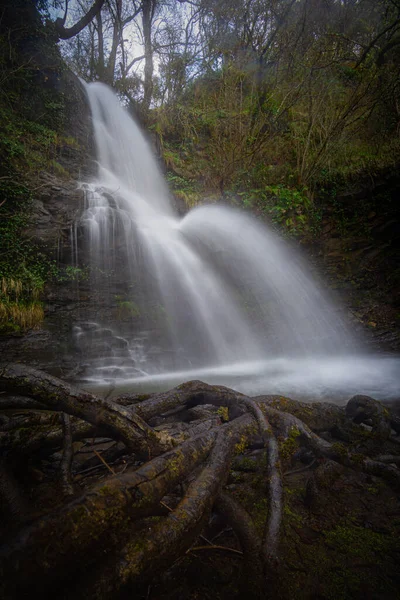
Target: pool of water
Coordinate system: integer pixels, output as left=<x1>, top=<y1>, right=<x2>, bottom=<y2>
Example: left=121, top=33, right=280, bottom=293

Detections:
left=80, top=353, right=400, bottom=403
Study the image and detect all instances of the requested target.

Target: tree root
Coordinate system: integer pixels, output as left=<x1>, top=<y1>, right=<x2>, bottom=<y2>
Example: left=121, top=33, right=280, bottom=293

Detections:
left=261, top=404, right=400, bottom=489
left=59, top=413, right=74, bottom=496
left=0, top=364, right=398, bottom=599
left=0, top=459, right=30, bottom=529
left=0, top=363, right=171, bottom=455
left=215, top=491, right=265, bottom=598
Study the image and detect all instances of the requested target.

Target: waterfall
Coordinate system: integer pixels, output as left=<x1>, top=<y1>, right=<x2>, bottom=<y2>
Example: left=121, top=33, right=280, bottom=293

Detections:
left=74, top=82, right=400, bottom=400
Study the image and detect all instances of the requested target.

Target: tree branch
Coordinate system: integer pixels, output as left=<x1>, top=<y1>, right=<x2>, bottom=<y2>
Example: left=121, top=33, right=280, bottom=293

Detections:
left=55, top=0, right=106, bottom=40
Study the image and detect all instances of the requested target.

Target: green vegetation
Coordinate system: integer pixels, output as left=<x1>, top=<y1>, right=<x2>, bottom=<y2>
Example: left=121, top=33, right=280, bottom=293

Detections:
left=158, top=52, right=400, bottom=237
left=234, top=434, right=248, bottom=455
left=0, top=278, right=44, bottom=333
left=57, top=0, right=400, bottom=239
left=166, top=171, right=204, bottom=208
left=0, top=111, right=64, bottom=332
left=115, top=296, right=141, bottom=320
left=279, top=426, right=300, bottom=462
left=0, top=1, right=78, bottom=334
left=321, top=524, right=398, bottom=599
left=217, top=406, right=229, bottom=422
left=234, top=184, right=312, bottom=235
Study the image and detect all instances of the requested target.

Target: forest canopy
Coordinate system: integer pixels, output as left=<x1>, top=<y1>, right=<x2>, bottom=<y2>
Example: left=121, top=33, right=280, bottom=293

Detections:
left=53, top=0, right=400, bottom=199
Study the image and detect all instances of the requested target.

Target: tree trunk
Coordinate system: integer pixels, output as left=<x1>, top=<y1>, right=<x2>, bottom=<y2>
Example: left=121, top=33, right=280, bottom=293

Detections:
left=142, top=0, right=156, bottom=116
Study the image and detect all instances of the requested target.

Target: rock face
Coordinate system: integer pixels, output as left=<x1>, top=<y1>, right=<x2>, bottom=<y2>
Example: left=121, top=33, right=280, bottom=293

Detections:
left=22, top=74, right=97, bottom=377
left=25, top=62, right=94, bottom=243
left=0, top=6, right=95, bottom=374
left=308, top=168, right=400, bottom=351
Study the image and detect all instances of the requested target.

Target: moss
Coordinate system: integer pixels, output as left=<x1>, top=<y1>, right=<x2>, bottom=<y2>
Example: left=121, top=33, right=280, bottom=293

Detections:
left=320, top=525, right=398, bottom=599
left=114, top=297, right=141, bottom=320
left=49, top=159, right=69, bottom=178
left=229, top=470, right=246, bottom=484
left=234, top=434, right=248, bottom=455
left=69, top=485, right=131, bottom=543
left=217, top=406, right=229, bottom=422
left=278, top=496, right=400, bottom=600
left=251, top=497, right=269, bottom=533
left=166, top=450, right=184, bottom=474
left=234, top=455, right=257, bottom=470
left=283, top=503, right=304, bottom=527
left=349, top=452, right=365, bottom=466
left=279, top=426, right=300, bottom=462
left=331, top=442, right=349, bottom=460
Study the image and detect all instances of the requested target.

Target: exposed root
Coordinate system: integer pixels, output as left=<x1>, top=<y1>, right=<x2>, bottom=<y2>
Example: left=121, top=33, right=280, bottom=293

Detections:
left=0, top=395, right=47, bottom=411
left=284, top=457, right=317, bottom=476
left=0, top=413, right=99, bottom=456
left=0, top=364, right=398, bottom=599
left=74, top=417, right=254, bottom=599
left=346, top=394, right=397, bottom=436
left=261, top=404, right=400, bottom=489
left=263, top=434, right=283, bottom=565
left=0, top=459, right=30, bottom=529
left=0, top=427, right=221, bottom=598
left=187, top=544, right=243, bottom=555
left=0, top=363, right=172, bottom=455
left=215, top=491, right=265, bottom=598
left=59, top=413, right=74, bottom=496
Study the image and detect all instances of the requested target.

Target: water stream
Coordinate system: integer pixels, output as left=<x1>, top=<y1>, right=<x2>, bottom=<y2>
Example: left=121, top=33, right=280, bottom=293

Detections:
left=75, top=82, right=400, bottom=401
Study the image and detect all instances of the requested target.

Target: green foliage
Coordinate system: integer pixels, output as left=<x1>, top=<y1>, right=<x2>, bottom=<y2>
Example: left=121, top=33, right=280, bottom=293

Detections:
left=0, top=10, right=79, bottom=335
left=166, top=171, right=203, bottom=208
left=55, top=266, right=89, bottom=283
left=159, top=64, right=289, bottom=191
left=235, top=184, right=312, bottom=236
left=150, top=1, right=400, bottom=240
left=0, top=104, right=74, bottom=178
left=115, top=296, right=141, bottom=320
left=166, top=169, right=193, bottom=192
left=0, top=172, right=57, bottom=336
left=0, top=200, right=57, bottom=289
left=0, top=161, right=62, bottom=300
left=265, top=185, right=310, bottom=235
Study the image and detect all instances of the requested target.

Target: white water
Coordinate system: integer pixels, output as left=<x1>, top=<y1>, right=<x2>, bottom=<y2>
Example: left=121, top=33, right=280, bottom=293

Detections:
left=76, top=82, right=400, bottom=401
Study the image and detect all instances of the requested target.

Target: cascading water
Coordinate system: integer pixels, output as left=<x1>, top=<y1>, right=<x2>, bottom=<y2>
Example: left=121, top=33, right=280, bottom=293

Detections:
left=75, top=82, right=400, bottom=400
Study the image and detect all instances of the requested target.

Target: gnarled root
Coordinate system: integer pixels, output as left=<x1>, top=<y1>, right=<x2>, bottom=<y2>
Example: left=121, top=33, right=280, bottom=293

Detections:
left=0, top=364, right=398, bottom=599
